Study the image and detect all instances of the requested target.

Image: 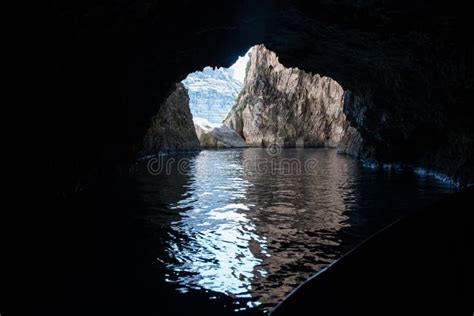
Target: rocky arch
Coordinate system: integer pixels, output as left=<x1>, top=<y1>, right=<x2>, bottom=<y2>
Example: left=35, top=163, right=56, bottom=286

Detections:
left=50, top=0, right=474, bottom=195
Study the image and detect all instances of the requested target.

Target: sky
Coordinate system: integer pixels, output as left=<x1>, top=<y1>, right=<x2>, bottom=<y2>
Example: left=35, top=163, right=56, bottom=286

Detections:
left=229, top=47, right=252, bottom=83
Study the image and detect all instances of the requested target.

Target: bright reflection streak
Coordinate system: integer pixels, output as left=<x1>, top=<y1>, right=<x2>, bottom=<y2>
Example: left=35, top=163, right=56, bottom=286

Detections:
left=164, top=151, right=267, bottom=303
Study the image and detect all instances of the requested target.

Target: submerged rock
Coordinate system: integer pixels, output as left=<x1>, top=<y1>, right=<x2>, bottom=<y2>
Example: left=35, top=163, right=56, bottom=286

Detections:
left=141, top=83, right=200, bottom=155
left=193, top=118, right=247, bottom=148
left=224, top=45, right=351, bottom=148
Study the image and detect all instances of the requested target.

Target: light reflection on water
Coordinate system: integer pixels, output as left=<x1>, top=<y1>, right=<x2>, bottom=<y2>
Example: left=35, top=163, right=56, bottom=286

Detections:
left=166, top=152, right=265, bottom=303
left=136, top=148, right=453, bottom=314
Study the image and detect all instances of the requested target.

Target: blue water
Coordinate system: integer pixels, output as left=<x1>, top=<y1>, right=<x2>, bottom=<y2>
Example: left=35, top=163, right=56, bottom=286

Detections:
left=134, top=148, right=454, bottom=315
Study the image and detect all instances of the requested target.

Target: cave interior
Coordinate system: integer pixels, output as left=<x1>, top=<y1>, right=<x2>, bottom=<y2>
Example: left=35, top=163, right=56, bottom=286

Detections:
left=15, top=0, right=474, bottom=315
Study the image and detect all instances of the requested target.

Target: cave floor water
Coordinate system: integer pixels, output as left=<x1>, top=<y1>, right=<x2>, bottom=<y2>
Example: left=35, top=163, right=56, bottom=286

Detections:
left=123, top=148, right=454, bottom=315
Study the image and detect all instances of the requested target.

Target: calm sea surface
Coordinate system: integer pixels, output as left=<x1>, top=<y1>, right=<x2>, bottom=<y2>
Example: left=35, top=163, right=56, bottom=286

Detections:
left=132, top=148, right=453, bottom=315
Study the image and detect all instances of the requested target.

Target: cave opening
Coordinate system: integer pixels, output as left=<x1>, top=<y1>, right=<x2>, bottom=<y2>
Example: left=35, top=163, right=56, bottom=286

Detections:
left=183, top=47, right=250, bottom=124
left=179, top=47, right=252, bottom=149
left=146, top=44, right=355, bottom=152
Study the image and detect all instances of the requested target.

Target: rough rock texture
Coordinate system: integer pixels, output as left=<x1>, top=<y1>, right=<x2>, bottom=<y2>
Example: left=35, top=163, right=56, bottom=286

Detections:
left=182, top=67, right=242, bottom=124
left=224, top=45, right=347, bottom=148
left=336, top=91, right=365, bottom=156
left=193, top=118, right=247, bottom=148
left=337, top=126, right=364, bottom=157
left=141, top=83, right=200, bottom=155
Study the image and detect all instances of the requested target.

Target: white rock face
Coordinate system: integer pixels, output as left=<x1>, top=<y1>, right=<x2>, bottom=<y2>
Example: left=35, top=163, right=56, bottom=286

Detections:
left=193, top=118, right=247, bottom=148
left=183, top=67, right=243, bottom=124
left=224, top=45, right=349, bottom=148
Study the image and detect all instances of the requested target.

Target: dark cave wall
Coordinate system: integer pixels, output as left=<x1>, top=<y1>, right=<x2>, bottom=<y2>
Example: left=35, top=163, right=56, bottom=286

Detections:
left=262, top=3, right=474, bottom=183
left=50, top=0, right=268, bottom=195
left=50, top=0, right=474, bottom=195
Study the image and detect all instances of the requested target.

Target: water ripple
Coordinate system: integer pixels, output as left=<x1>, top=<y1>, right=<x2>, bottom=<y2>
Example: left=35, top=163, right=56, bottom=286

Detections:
left=136, top=148, right=453, bottom=313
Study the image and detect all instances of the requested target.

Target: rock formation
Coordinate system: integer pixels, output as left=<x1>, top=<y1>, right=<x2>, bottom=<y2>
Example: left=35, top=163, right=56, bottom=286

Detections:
left=182, top=67, right=242, bottom=124
left=224, top=45, right=351, bottom=148
left=336, top=91, right=365, bottom=156
left=50, top=1, right=474, bottom=194
left=193, top=118, right=247, bottom=148
left=337, top=126, right=364, bottom=157
left=141, top=83, right=200, bottom=155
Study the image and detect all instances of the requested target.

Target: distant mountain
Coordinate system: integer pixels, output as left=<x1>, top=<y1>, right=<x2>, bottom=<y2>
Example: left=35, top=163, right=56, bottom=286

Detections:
left=182, top=66, right=243, bottom=124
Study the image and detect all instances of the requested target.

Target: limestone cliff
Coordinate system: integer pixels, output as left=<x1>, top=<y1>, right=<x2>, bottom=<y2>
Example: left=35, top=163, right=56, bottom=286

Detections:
left=141, top=83, right=200, bottom=155
left=224, top=45, right=352, bottom=149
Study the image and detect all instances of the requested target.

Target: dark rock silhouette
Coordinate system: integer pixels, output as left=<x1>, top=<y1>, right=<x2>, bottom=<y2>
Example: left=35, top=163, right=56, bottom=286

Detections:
left=141, top=83, right=200, bottom=155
